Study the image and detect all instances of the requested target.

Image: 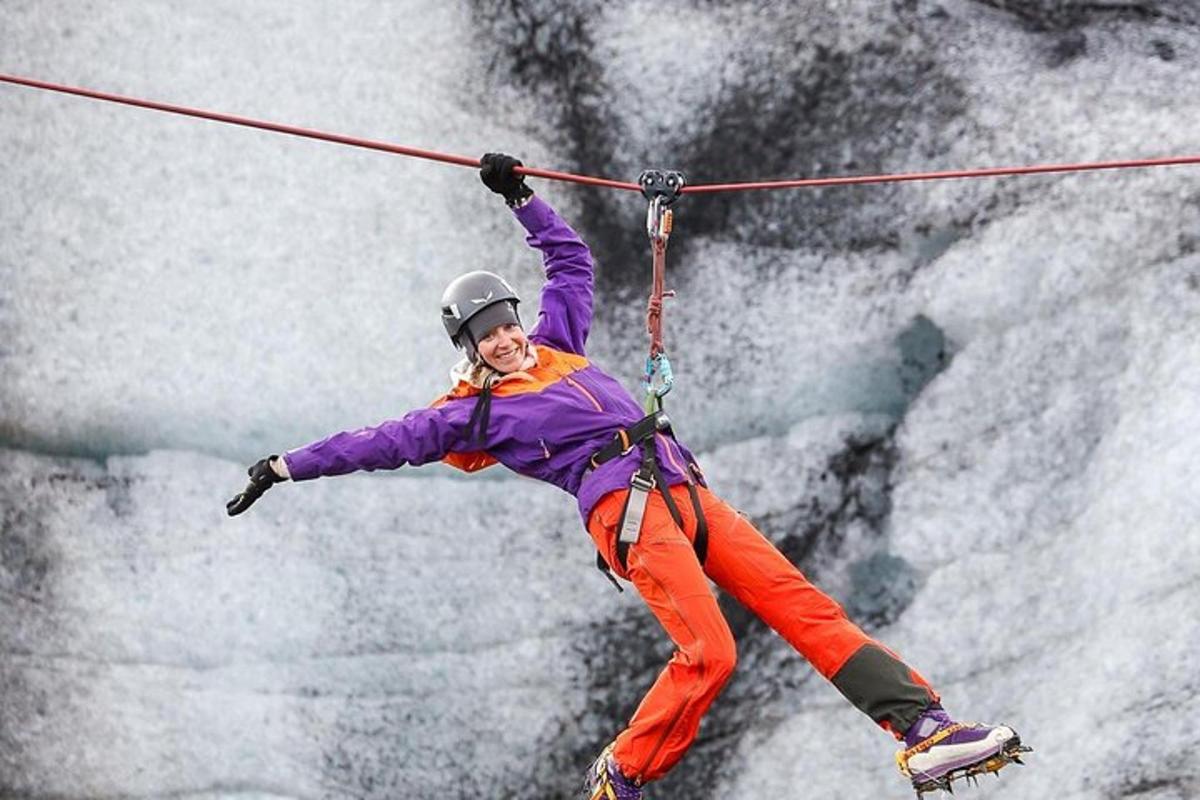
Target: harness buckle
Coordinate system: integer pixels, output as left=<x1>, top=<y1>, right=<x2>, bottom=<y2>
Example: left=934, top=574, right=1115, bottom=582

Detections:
left=630, top=471, right=655, bottom=493
left=620, top=471, right=655, bottom=545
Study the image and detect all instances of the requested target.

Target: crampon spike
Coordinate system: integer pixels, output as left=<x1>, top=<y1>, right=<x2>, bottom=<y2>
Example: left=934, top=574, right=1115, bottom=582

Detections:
left=909, top=739, right=1032, bottom=796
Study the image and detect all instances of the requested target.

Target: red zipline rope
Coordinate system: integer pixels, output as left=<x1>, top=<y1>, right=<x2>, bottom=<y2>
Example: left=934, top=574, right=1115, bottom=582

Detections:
left=3, top=72, right=1199, bottom=193
left=0, top=73, right=640, bottom=192
left=681, top=156, right=1200, bottom=192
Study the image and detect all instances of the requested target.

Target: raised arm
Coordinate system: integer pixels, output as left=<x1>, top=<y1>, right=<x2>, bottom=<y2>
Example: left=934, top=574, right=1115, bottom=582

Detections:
left=516, top=196, right=594, bottom=355
left=480, top=153, right=594, bottom=355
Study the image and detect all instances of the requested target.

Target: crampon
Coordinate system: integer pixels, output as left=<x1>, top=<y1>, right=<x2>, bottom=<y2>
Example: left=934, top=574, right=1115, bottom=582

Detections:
left=585, top=743, right=642, bottom=800
left=897, top=725, right=1032, bottom=796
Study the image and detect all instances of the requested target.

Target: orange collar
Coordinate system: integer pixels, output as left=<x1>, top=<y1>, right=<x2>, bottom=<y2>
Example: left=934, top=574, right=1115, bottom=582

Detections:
left=439, top=344, right=590, bottom=401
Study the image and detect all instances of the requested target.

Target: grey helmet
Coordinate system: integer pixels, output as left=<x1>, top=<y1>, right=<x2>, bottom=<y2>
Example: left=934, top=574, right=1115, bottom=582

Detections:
left=440, top=270, right=522, bottom=362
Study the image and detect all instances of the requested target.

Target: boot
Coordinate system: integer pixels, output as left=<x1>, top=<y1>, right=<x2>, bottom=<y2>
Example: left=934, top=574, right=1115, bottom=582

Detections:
left=896, top=703, right=1030, bottom=795
left=585, top=743, right=642, bottom=800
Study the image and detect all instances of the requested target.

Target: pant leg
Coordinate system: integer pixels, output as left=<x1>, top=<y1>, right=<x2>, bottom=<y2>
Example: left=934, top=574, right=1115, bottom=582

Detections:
left=586, top=486, right=736, bottom=783
left=693, top=486, right=938, bottom=737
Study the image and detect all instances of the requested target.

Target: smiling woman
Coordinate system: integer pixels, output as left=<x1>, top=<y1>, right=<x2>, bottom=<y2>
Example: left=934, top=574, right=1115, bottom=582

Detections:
left=225, top=153, right=1028, bottom=798
left=477, top=323, right=535, bottom=373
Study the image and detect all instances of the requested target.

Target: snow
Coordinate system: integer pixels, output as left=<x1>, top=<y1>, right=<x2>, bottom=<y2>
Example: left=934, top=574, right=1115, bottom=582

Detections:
left=3, top=1, right=1200, bottom=798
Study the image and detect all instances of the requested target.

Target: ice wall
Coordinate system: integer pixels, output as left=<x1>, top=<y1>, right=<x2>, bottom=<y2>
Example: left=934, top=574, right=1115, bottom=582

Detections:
left=3, top=1, right=1199, bottom=798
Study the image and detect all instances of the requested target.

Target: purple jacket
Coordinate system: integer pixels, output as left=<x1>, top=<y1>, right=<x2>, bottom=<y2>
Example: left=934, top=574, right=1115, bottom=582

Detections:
left=282, top=196, right=702, bottom=526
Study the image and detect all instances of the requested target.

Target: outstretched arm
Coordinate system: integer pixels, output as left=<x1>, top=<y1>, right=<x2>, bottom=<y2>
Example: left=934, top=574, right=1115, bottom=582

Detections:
left=280, top=405, right=469, bottom=480
left=226, top=402, right=478, bottom=515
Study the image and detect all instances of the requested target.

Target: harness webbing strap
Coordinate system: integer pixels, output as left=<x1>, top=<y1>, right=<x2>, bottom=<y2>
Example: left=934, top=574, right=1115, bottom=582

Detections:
left=463, top=373, right=494, bottom=447
left=618, top=475, right=652, bottom=546
left=591, top=413, right=708, bottom=586
left=686, top=481, right=708, bottom=564
left=590, top=412, right=666, bottom=467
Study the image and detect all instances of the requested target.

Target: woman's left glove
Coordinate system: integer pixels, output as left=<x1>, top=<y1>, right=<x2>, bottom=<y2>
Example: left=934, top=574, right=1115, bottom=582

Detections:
left=480, top=152, right=534, bottom=207
left=226, top=456, right=287, bottom=516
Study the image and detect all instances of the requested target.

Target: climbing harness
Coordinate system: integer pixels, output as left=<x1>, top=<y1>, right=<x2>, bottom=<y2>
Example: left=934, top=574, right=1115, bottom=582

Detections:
left=588, top=410, right=708, bottom=592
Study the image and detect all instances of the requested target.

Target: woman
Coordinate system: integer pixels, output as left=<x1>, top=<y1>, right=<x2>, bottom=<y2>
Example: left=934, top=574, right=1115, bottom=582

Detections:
left=227, top=154, right=1024, bottom=798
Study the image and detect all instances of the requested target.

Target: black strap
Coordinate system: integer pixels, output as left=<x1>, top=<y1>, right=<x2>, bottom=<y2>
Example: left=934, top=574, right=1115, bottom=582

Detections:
left=596, top=551, right=624, bottom=592
left=589, top=411, right=669, bottom=468
left=463, top=374, right=494, bottom=447
left=687, top=481, right=708, bottom=564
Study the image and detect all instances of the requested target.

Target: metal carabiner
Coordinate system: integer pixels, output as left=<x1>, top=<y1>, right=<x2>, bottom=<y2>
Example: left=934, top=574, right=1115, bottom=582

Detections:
left=646, top=195, right=671, bottom=242
left=642, top=352, right=674, bottom=411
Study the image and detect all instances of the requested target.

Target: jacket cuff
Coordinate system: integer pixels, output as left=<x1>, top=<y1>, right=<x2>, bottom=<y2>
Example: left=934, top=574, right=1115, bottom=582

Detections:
left=270, top=455, right=291, bottom=480
left=280, top=451, right=313, bottom=481
left=512, top=194, right=554, bottom=230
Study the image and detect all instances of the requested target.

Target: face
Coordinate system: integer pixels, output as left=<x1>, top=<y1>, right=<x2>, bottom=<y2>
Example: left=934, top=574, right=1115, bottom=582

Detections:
left=476, top=323, right=529, bottom=373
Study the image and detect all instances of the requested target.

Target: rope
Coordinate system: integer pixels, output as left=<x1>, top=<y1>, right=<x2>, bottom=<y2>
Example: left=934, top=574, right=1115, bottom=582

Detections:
left=4, top=72, right=1198, bottom=193
left=681, top=156, right=1200, bottom=193
left=646, top=239, right=668, bottom=359
left=0, top=72, right=640, bottom=192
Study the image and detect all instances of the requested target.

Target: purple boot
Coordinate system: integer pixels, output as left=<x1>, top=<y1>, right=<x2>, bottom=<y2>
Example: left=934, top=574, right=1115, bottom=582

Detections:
left=585, top=743, right=642, bottom=800
left=896, top=703, right=1029, bottom=794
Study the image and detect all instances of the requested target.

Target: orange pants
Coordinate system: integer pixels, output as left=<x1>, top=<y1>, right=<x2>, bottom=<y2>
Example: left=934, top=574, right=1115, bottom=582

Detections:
left=587, top=483, right=937, bottom=784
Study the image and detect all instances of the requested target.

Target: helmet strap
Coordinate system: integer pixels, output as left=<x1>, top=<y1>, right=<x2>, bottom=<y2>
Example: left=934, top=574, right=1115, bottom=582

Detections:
left=462, top=330, right=480, bottom=363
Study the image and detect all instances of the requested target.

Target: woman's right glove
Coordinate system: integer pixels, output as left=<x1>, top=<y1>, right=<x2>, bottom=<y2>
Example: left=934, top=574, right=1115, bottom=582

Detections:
left=480, top=152, right=534, bottom=207
left=226, top=456, right=286, bottom=516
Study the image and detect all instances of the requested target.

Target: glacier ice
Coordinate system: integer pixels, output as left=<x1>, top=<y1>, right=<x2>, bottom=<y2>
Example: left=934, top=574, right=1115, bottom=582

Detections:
left=3, top=1, right=1200, bottom=799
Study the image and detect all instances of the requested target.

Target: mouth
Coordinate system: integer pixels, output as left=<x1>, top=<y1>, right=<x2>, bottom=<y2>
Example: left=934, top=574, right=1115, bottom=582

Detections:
left=493, top=345, right=523, bottom=362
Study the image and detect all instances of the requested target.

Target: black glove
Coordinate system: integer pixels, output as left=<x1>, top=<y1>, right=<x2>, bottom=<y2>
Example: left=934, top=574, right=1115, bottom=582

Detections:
left=480, top=152, right=533, bottom=207
left=226, top=456, right=286, bottom=517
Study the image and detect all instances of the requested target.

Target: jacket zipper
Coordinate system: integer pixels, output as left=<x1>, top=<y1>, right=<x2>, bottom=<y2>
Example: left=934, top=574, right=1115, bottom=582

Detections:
left=656, top=433, right=692, bottom=483
left=563, top=374, right=603, bottom=412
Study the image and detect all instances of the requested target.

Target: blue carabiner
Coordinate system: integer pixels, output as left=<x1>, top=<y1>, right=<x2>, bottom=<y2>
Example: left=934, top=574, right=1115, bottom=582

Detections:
left=642, top=353, right=674, bottom=402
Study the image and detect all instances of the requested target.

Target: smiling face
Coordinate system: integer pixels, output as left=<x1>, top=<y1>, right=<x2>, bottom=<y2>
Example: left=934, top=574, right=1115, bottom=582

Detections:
left=476, top=322, right=530, bottom=373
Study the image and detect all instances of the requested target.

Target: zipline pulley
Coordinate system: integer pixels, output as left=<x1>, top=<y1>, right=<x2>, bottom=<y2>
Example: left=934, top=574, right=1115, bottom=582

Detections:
left=638, top=170, right=686, bottom=412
